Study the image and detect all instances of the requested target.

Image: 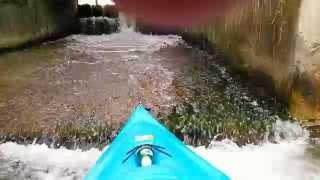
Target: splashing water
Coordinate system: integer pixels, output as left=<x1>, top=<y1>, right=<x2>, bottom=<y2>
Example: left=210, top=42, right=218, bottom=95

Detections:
left=0, top=144, right=100, bottom=180
left=195, top=121, right=320, bottom=180
left=195, top=139, right=319, bottom=180
left=78, top=0, right=115, bottom=6
left=119, top=12, right=136, bottom=32
left=0, top=121, right=319, bottom=180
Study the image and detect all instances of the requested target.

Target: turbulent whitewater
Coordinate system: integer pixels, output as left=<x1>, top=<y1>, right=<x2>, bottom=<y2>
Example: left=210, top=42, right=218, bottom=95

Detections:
left=0, top=121, right=319, bottom=180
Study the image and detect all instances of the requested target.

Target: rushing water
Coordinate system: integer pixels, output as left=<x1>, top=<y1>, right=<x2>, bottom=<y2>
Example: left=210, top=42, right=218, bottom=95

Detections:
left=0, top=31, right=319, bottom=179
left=0, top=31, right=186, bottom=139
left=0, top=121, right=319, bottom=180
left=79, top=17, right=119, bottom=35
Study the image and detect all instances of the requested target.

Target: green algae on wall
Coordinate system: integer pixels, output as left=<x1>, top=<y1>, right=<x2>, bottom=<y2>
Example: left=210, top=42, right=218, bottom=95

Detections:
left=0, top=0, right=77, bottom=50
left=187, top=0, right=320, bottom=121
left=190, top=0, right=302, bottom=99
left=291, top=0, right=320, bottom=124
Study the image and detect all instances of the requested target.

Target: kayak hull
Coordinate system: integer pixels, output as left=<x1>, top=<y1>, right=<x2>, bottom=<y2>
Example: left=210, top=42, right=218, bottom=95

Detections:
left=85, top=105, right=230, bottom=180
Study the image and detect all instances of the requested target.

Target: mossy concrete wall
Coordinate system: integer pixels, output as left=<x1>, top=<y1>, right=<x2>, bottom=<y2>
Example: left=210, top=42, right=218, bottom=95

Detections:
left=292, top=0, right=320, bottom=123
left=0, top=0, right=78, bottom=50
left=188, top=0, right=320, bottom=123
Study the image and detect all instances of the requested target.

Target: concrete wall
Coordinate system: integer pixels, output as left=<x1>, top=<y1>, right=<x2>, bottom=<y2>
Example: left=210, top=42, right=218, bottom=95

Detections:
left=188, top=0, right=320, bottom=123
left=0, top=0, right=78, bottom=50
left=291, top=0, right=320, bottom=122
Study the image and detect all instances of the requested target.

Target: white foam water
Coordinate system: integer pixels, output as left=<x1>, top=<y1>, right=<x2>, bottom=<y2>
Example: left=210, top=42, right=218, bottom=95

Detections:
left=194, top=139, right=319, bottom=180
left=78, top=0, right=115, bottom=5
left=66, top=32, right=182, bottom=54
left=0, top=144, right=101, bottom=180
left=0, top=121, right=319, bottom=180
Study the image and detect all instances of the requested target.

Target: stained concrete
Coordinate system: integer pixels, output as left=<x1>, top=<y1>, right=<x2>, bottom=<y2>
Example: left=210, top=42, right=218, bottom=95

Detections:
left=0, top=0, right=78, bottom=50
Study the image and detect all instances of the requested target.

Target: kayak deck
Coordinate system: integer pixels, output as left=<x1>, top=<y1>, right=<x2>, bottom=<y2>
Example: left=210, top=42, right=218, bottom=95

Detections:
left=85, top=104, right=230, bottom=180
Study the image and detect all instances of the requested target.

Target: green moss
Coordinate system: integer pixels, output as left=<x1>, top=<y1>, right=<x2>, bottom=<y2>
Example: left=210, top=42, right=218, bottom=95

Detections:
left=0, top=122, right=119, bottom=150
left=189, top=0, right=302, bottom=97
left=53, top=122, right=119, bottom=149
left=160, top=57, right=293, bottom=146
left=185, top=0, right=311, bottom=122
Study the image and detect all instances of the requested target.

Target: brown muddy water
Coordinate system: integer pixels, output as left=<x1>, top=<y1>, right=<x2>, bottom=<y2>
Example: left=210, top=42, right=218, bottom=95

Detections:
left=0, top=31, right=193, bottom=137
left=0, top=31, right=319, bottom=180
